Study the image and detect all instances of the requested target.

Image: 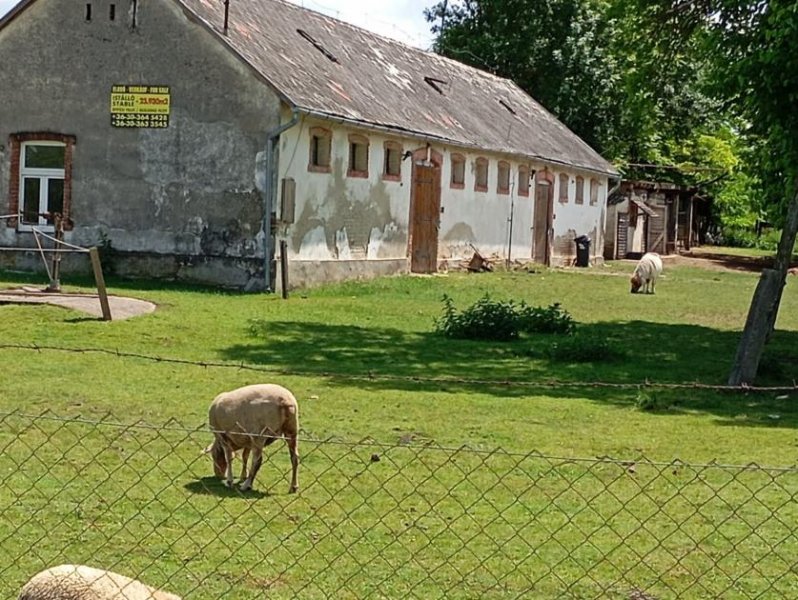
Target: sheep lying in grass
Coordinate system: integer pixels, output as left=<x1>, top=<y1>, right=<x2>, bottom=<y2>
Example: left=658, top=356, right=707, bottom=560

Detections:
left=18, top=564, right=181, bottom=600
left=206, top=383, right=299, bottom=493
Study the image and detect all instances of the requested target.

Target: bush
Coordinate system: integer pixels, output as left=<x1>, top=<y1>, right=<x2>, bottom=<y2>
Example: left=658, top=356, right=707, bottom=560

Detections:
left=545, top=333, right=626, bottom=363
left=434, top=294, right=522, bottom=341
left=434, top=294, right=576, bottom=341
left=519, top=302, right=576, bottom=335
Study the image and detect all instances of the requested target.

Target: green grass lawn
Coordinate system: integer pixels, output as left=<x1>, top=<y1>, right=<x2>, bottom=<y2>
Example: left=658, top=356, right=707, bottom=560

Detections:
left=1, top=261, right=797, bottom=599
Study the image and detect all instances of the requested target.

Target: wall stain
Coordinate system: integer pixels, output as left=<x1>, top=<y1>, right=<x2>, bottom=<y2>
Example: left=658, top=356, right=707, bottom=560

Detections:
left=291, top=156, right=407, bottom=257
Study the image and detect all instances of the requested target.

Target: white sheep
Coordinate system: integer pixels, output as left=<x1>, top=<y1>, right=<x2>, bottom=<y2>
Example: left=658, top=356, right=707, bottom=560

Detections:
left=206, top=383, right=299, bottom=493
left=18, top=564, right=181, bottom=600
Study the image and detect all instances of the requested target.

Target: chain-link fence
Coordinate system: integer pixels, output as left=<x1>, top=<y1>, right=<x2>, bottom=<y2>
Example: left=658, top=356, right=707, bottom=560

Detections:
left=2, top=411, right=797, bottom=599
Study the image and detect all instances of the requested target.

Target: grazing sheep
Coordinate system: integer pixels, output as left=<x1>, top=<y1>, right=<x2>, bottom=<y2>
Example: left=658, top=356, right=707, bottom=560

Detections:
left=206, top=383, right=299, bottom=493
left=630, top=252, right=663, bottom=294
left=18, top=564, right=181, bottom=600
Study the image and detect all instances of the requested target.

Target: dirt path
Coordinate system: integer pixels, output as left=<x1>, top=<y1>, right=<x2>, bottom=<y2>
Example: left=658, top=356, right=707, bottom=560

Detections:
left=0, top=287, right=156, bottom=320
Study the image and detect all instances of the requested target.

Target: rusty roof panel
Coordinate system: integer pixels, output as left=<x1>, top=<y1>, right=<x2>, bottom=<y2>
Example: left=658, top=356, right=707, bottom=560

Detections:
left=178, top=0, right=617, bottom=176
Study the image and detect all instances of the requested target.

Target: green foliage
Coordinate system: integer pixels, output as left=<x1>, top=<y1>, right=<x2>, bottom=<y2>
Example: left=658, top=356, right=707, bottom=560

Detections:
left=434, top=294, right=575, bottom=341
left=545, top=332, right=626, bottom=363
left=519, top=302, right=576, bottom=335
left=434, top=293, right=524, bottom=341
left=426, top=0, right=624, bottom=154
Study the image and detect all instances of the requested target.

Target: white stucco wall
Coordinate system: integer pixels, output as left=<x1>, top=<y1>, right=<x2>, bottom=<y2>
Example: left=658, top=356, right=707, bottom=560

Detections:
left=275, top=113, right=609, bottom=284
left=549, top=169, right=608, bottom=265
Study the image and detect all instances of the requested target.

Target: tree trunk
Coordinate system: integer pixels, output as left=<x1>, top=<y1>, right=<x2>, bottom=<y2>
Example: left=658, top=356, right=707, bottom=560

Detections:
left=728, top=184, right=798, bottom=385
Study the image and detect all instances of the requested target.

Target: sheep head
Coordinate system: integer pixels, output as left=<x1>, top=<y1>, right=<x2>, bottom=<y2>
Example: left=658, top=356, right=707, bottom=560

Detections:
left=204, top=438, right=227, bottom=478
left=630, top=273, right=642, bottom=294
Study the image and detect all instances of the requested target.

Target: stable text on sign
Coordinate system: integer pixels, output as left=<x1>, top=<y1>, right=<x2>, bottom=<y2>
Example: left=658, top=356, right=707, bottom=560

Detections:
left=110, top=85, right=170, bottom=128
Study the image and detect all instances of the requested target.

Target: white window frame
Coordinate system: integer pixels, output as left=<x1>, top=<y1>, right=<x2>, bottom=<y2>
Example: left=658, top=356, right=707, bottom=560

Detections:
left=18, top=141, right=66, bottom=232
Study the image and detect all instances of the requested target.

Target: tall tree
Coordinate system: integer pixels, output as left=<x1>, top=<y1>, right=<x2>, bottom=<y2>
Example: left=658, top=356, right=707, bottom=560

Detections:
left=638, top=0, right=798, bottom=383
left=425, top=0, right=624, bottom=154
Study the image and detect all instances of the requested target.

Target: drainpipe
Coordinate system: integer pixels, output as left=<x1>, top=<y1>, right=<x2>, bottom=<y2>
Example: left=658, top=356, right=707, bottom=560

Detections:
left=262, top=108, right=299, bottom=292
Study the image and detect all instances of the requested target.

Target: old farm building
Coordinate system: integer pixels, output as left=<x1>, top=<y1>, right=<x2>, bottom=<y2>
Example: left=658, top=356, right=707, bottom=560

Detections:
left=0, top=0, right=618, bottom=290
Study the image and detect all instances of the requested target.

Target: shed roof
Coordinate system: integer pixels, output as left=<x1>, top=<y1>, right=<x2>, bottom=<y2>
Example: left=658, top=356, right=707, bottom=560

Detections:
left=176, top=0, right=617, bottom=176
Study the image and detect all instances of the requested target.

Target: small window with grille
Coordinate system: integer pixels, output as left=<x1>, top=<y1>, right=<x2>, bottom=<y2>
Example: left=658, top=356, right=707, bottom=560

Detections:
left=348, top=134, right=369, bottom=178
left=383, top=141, right=402, bottom=181
left=308, top=127, right=332, bottom=173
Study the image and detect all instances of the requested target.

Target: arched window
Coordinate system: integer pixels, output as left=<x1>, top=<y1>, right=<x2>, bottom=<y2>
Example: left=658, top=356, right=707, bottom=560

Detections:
left=590, top=178, right=599, bottom=205
left=450, top=153, right=465, bottom=189
left=348, top=133, right=369, bottom=178
left=575, top=176, right=585, bottom=205
left=383, top=141, right=402, bottom=181
left=497, top=161, right=510, bottom=194
left=558, top=173, right=569, bottom=203
left=474, top=157, right=488, bottom=192
left=308, top=127, right=332, bottom=172
left=518, top=165, right=530, bottom=197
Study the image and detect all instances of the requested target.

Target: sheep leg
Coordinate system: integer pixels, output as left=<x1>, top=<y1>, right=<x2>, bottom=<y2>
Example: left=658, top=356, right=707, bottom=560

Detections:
left=239, top=448, right=250, bottom=482
left=240, top=447, right=262, bottom=492
left=223, top=444, right=236, bottom=488
left=287, top=436, right=299, bottom=494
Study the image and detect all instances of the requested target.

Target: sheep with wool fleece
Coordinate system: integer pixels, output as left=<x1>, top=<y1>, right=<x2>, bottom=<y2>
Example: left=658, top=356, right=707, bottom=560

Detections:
left=206, top=383, right=299, bottom=493
left=18, top=564, right=181, bottom=600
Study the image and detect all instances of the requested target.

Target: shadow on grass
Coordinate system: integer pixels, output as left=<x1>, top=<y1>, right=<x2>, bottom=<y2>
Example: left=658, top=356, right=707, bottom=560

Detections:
left=220, top=319, right=798, bottom=428
left=184, top=476, right=269, bottom=499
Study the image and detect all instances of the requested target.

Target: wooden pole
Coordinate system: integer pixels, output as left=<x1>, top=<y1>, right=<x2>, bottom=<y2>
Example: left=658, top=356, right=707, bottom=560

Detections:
left=46, top=215, right=63, bottom=292
left=280, top=239, right=289, bottom=299
left=89, top=247, right=112, bottom=321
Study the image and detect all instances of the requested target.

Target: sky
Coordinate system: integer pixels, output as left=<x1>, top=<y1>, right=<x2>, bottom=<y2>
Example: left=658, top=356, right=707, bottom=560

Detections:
left=0, top=0, right=437, bottom=49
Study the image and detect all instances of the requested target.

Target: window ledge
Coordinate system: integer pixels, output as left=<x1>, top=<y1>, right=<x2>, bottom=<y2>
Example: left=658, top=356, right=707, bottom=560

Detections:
left=347, top=170, right=369, bottom=179
left=308, top=164, right=331, bottom=174
left=475, top=185, right=488, bottom=193
left=450, top=182, right=465, bottom=190
left=17, top=224, right=55, bottom=233
left=382, top=173, right=401, bottom=182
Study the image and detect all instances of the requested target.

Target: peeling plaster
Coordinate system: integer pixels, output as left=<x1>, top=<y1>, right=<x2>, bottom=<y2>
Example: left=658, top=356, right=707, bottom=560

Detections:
left=335, top=228, right=352, bottom=259
left=299, top=225, right=334, bottom=259
left=291, top=156, right=403, bottom=259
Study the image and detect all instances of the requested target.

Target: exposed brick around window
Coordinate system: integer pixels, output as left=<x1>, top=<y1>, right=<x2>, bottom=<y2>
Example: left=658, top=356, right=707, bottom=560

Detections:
left=8, top=132, right=75, bottom=230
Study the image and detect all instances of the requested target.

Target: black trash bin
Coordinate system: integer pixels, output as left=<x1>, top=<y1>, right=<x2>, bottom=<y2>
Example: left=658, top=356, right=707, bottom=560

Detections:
left=574, top=235, right=591, bottom=267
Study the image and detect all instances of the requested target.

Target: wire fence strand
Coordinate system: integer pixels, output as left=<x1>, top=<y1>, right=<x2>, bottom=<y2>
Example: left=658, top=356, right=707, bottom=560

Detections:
left=1, top=343, right=796, bottom=393
left=2, top=411, right=797, bottom=599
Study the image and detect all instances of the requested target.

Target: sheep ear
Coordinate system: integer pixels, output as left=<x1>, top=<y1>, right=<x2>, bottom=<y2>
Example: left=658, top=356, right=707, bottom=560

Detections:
left=202, top=444, right=214, bottom=455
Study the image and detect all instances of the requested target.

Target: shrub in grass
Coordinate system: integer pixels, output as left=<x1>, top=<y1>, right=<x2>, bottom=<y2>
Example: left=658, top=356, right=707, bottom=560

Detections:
left=434, top=294, right=523, bottom=341
left=519, top=302, right=576, bottom=335
left=434, top=294, right=576, bottom=341
left=545, top=333, right=626, bottom=363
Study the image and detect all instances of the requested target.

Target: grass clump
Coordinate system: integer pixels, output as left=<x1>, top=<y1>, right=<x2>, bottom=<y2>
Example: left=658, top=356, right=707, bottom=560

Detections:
left=434, top=294, right=575, bottom=341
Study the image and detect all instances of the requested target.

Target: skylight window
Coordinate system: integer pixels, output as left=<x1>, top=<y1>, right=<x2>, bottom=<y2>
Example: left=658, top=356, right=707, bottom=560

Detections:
left=424, top=76, right=448, bottom=95
left=297, top=29, right=339, bottom=64
left=499, top=99, right=517, bottom=115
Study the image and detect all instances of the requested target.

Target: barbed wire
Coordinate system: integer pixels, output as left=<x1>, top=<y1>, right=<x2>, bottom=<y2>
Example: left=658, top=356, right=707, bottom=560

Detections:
left=0, top=342, right=796, bottom=393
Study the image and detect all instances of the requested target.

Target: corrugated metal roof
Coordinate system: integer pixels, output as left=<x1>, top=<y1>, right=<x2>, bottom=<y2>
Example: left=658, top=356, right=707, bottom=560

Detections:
left=177, top=0, right=618, bottom=176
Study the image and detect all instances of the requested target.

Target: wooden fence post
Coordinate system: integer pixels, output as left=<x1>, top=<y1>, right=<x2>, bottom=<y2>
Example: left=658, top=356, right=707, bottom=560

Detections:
left=89, top=247, right=112, bottom=321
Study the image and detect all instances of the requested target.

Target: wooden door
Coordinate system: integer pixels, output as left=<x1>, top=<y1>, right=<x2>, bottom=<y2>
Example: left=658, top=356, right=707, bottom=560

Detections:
left=533, top=182, right=553, bottom=265
left=410, top=161, right=441, bottom=273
